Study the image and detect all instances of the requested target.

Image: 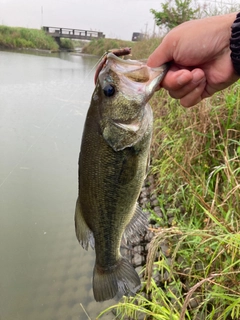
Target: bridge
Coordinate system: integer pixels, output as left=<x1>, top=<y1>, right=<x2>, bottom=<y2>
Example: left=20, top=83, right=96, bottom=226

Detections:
left=43, top=26, right=105, bottom=43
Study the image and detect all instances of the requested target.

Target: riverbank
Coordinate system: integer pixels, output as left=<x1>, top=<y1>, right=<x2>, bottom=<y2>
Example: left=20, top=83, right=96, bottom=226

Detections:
left=0, top=25, right=76, bottom=51
left=83, top=38, right=240, bottom=319
left=81, top=37, right=162, bottom=60
left=0, top=26, right=160, bottom=57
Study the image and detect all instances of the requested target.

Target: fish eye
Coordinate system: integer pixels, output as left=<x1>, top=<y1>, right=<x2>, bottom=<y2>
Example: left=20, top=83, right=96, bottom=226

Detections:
left=103, top=84, right=115, bottom=97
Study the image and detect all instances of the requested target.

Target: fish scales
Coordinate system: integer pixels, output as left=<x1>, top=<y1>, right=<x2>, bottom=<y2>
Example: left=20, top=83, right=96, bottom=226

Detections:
left=75, top=52, right=168, bottom=302
left=79, top=107, right=149, bottom=266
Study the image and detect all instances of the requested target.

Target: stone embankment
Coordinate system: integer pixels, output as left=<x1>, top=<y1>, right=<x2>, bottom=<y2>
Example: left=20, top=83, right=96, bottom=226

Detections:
left=121, top=174, right=169, bottom=269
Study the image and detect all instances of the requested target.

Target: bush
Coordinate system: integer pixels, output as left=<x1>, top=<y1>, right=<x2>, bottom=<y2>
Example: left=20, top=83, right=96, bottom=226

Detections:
left=59, top=38, right=74, bottom=50
left=0, top=26, right=59, bottom=51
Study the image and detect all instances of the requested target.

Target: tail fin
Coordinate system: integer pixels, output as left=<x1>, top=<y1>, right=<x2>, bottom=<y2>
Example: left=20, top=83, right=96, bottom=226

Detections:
left=93, top=257, right=141, bottom=302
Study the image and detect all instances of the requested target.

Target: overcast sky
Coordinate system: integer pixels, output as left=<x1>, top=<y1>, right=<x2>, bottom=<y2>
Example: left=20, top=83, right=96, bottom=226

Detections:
left=0, top=0, right=165, bottom=40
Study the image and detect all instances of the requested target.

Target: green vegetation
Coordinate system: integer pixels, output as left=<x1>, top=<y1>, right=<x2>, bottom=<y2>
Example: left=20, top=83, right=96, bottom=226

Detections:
left=0, top=26, right=76, bottom=51
left=0, top=25, right=59, bottom=51
left=81, top=37, right=162, bottom=60
left=82, top=37, right=134, bottom=57
left=129, top=37, right=164, bottom=60
left=151, top=0, right=200, bottom=30
left=59, top=38, right=74, bottom=50
left=150, top=0, right=239, bottom=31
left=82, top=32, right=240, bottom=320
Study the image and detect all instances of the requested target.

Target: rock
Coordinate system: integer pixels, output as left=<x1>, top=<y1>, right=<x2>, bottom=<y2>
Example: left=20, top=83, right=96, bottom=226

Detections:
left=151, top=199, right=159, bottom=206
left=168, top=216, right=174, bottom=225
left=132, top=253, right=144, bottom=267
left=160, top=242, right=171, bottom=257
left=154, top=206, right=163, bottom=217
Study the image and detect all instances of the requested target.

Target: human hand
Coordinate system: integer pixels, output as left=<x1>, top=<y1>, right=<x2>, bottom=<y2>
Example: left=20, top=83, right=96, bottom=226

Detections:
left=147, top=13, right=240, bottom=107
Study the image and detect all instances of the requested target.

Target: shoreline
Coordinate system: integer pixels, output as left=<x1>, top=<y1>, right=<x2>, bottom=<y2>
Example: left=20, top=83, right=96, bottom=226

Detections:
left=0, top=46, right=53, bottom=53
left=0, top=46, right=99, bottom=56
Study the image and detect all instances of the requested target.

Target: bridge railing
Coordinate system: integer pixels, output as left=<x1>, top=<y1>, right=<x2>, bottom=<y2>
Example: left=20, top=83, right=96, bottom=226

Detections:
left=43, top=26, right=105, bottom=39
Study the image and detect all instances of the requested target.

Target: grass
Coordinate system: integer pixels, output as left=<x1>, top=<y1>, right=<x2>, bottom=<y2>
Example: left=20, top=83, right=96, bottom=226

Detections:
left=0, top=25, right=59, bottom=51
left=146, top=86, right=239, bottom=320
left=59, top=38, right=74, bottom=50
left=82, top=38, right=134, bottom=56
left=0, top=25, right=76, bottom=51
left=86, top=37, right=240, bottom=319
left=81, top=37, right=162, bottom=59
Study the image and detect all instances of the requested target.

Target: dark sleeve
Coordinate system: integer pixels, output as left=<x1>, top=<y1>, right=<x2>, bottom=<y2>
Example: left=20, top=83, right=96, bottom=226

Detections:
left=230, top=12, right=240, bottom=76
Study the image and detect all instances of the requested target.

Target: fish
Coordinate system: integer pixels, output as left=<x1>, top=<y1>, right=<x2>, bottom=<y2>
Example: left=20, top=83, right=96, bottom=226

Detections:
left=75, top=50, right=168, bottom=302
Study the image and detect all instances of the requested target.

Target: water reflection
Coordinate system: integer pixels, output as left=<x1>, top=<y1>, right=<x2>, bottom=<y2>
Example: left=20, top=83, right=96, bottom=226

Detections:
left=0, top=50, right=113, bottom=320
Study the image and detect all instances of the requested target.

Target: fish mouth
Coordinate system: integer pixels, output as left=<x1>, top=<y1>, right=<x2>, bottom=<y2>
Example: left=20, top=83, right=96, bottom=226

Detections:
left=95, top=52, right=168, bottom=88
left=107, top=52, right=168, bottom=84
left=104, top=53, right=169, bottom=96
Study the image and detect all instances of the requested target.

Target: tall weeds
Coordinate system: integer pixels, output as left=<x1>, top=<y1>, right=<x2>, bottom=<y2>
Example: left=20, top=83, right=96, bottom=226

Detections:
left=81, top=37, right=162, bottom=59
left=0, top=26, right=58, bottom=51
left=82, top=38, right=133, bottom=56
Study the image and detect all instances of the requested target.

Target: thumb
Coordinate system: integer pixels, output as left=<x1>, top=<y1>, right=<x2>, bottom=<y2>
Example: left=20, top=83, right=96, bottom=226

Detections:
left=147, top=39, right=173, bottom=68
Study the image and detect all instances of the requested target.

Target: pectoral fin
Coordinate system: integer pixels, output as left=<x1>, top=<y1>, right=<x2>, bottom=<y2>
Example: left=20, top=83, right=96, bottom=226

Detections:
left=123, top=203, right=148, bottom=243
left=75, top=197, right=95, bottom=250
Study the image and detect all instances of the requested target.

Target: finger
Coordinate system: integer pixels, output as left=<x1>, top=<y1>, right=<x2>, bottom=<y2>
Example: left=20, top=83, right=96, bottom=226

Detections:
left=179, top=79, right=207, bottom=107
left=147, top=39, right=173, bottom=68
left=168, top=69, right=206, bottom=99
left=161, top=68, right=193, bottom=91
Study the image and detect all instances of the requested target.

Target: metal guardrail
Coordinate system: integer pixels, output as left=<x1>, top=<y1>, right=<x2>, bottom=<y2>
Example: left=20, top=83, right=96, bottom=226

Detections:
left=42, top=26, right=105, bottom=40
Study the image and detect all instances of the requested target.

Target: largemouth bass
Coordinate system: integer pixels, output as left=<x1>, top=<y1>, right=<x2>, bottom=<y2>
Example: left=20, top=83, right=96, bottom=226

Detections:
left=75, top=51, right=168, bottom=302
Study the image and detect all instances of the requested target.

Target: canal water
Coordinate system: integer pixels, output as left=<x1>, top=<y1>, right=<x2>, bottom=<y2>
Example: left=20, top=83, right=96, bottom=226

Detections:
left=0, top=50, right=114, bottom=320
